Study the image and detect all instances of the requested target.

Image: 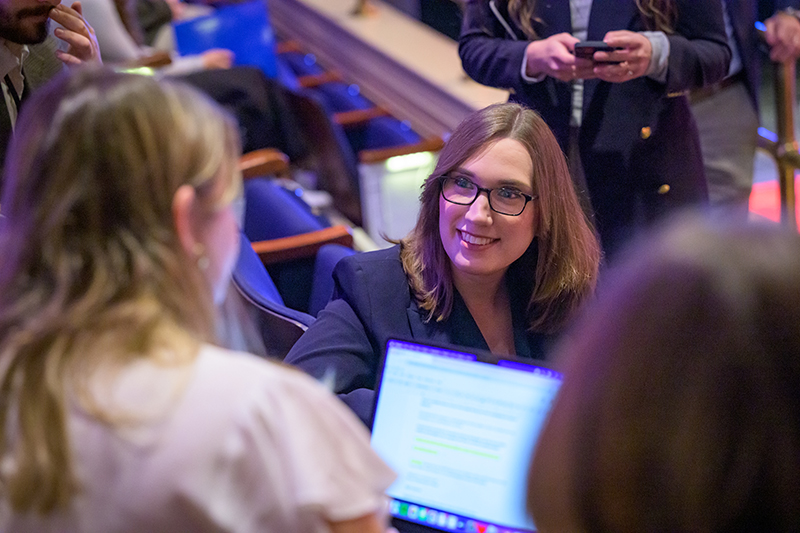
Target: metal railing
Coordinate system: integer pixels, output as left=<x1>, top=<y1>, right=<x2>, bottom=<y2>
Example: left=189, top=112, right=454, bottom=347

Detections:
left=756, top=24, right=799, bottom=231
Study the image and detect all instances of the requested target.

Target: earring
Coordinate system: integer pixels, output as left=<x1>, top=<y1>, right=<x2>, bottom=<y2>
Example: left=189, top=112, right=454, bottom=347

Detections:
left=194, top=243, right=209, bottom=271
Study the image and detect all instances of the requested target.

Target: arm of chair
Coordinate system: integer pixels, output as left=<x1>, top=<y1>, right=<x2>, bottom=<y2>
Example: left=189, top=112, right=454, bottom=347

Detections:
left=333, top=106, right=390, bottom=127
left=239, top=148, right=291, bottom=180
left=121, top=51, right=173, bottom=69
left=251, top=225, right=354, bottom=265
left=297, top=70, right=343, bottom=88
left=358, top=136, right=445, bottom=164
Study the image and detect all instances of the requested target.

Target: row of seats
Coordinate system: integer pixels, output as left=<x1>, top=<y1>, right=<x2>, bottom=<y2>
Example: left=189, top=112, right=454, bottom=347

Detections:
left=274, top=40, right=439, bottom=159
left=175, top=1, right=444, bottom=227
left=272, top=39, right=444, bottom=243
left=172, top=0, right=360, bottom=346
left=172, top=1, right=442, bottom=354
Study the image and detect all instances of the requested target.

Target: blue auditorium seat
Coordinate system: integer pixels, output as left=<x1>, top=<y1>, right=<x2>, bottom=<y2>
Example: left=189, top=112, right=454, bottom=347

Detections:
left=279, top=52, right=326, bottom=77
left=344, top=116, right=423, bottom=153
left=233, top=232, right=285, bottom=307
left=312, top=82, right=375, bottom=114
left=308, top=244, right=356, bottom=317
left=274, top=57, right=301, bottom=91
left=243, top=178, right=329, bottom=242
left=232, top=232, right=315, bottom=358
left=242, top=177, right=355, bottom=316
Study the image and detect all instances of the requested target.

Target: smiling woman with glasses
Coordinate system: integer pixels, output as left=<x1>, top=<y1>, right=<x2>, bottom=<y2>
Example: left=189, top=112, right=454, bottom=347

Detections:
left=284, top=102, right=600, bottom=426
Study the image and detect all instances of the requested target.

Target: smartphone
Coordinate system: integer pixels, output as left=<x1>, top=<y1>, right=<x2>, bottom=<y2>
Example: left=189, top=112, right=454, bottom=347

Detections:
left=574, top=41, right=621, bottom=62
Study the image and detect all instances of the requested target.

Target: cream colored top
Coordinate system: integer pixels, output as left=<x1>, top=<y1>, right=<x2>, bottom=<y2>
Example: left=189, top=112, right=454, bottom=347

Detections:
left=1, top=344, right=395, bottom=532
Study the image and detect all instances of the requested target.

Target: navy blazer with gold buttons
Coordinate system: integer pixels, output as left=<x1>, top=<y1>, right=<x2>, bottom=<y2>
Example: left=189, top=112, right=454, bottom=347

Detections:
left=459, top=0, right=731, bottom=253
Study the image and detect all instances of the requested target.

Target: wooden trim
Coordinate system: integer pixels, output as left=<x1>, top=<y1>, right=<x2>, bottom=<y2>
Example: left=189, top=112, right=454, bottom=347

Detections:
left=251, top=225, right=354, bottom=264
left=275, top=40, right=304, bottom=54
left=239, top=149, right=290, bottom=179
left=334, top=106, right=389, bottom=127
left=297, top=71, right=342, bottom=88
left=123, top=51, right=172, bottom=69
left=358, top=136, right=444, bottom=164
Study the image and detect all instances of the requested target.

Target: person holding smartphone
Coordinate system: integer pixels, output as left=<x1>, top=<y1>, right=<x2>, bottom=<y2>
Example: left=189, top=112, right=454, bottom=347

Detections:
left=459, top=0, right=731, bottom=257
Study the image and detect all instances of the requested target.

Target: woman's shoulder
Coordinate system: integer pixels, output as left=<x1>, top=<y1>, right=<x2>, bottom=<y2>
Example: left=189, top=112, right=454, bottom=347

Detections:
left=192, top=345, right=387, bottom=438
left=192, top=343, right=339, bottom=402
left=176, top=344, right=392, bottom=479
left=335, top=244, right=402, bottom=271
left=189, top=344, right=395, bottom=506
left=62, top=345, right=393, bottom=531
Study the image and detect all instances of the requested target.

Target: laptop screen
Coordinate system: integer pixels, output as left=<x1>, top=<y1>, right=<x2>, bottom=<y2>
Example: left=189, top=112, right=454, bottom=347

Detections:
left=371, top=339, right=562, bottom=533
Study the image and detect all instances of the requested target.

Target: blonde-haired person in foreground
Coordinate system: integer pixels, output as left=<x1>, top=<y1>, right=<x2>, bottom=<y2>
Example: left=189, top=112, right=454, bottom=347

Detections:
left=0, top=68, right=394, bottom=532
left=527, top=216, right=800, bottom=532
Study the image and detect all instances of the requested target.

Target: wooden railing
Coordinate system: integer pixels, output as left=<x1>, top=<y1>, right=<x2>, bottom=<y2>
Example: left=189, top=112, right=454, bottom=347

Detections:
left=757, top=27, right=799, bottom=231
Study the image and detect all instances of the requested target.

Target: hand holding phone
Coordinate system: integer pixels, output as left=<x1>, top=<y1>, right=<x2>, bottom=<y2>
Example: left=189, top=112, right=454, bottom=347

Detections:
left=524, top=33, right=598, bottom=82
left=574, top=41, right=622, bottom=63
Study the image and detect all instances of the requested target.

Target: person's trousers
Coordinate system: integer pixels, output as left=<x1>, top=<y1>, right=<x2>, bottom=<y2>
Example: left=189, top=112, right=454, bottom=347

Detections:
left=691, top=80, right=759, bottom=220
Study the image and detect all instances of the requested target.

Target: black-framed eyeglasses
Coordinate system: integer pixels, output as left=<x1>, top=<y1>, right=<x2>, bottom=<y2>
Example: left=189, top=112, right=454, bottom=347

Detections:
left=439, top=174, right=537, bottom=216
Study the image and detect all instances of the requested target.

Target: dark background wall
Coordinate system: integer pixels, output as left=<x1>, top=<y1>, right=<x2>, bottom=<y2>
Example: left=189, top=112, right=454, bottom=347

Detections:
left=382, top=0, right=463, bottom=40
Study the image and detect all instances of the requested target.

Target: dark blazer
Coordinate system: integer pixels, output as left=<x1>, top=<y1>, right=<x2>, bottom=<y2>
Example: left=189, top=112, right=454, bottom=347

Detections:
left=284, top=246, right=553, bottom=426
left=459, top=0, right=731, bottom=253
left=0, top=72, right=30, bottom=188
left=0, top=96, right=12, bottom=183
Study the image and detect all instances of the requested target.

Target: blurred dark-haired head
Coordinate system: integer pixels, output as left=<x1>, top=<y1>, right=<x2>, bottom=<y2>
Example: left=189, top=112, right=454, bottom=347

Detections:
left=528, top=216, right=800, bottom=532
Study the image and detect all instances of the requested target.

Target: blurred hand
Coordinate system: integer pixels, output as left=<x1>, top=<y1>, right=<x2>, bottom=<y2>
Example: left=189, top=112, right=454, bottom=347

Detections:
left=765, top=11, right=800, bottom=62
left=592, top=30, right=652, bottom=83
left=49, top=2, right=101, bottom=65
left=201, top=49, right=234, bottom=70
left=525, top=33, right=596, bottom=82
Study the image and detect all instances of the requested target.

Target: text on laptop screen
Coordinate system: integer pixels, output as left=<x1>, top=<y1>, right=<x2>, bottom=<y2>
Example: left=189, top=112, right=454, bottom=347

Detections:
left=371, top=340, right=562, bottom=532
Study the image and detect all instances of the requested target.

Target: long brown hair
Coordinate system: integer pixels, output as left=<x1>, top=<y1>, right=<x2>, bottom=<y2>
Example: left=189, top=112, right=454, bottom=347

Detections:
left=400, top=102, right=600, bottom=334
left=0, top=68, right=241, bottom=513
left=504, top=0, right=677, bottom=40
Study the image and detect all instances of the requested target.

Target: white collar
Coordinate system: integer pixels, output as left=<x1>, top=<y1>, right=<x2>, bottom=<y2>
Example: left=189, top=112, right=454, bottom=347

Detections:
left=0, top=39, right=30, bottom=79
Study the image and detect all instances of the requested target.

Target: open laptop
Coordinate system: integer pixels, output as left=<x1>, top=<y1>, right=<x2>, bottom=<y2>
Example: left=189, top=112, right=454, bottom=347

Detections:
left=371, top=339, right=563, bottom=533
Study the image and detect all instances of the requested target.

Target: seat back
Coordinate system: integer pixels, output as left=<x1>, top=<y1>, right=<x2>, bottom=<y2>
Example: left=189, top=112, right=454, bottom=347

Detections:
left=279, top=51, right=325, bottom=77
left=344, top=116, right=423, bottom=153
left=232, top=233, right=315, bottom=359
left=313, top=82, right=374, bottom=114
left=243, top=178, right=327, bottom=242
left=233, top=231, right=285, bottom=305
left=308, top=243, right=357, bottom=317
left=242, top=177, right=356, bottom=315
left=243, top=177, right=326, bottom=313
